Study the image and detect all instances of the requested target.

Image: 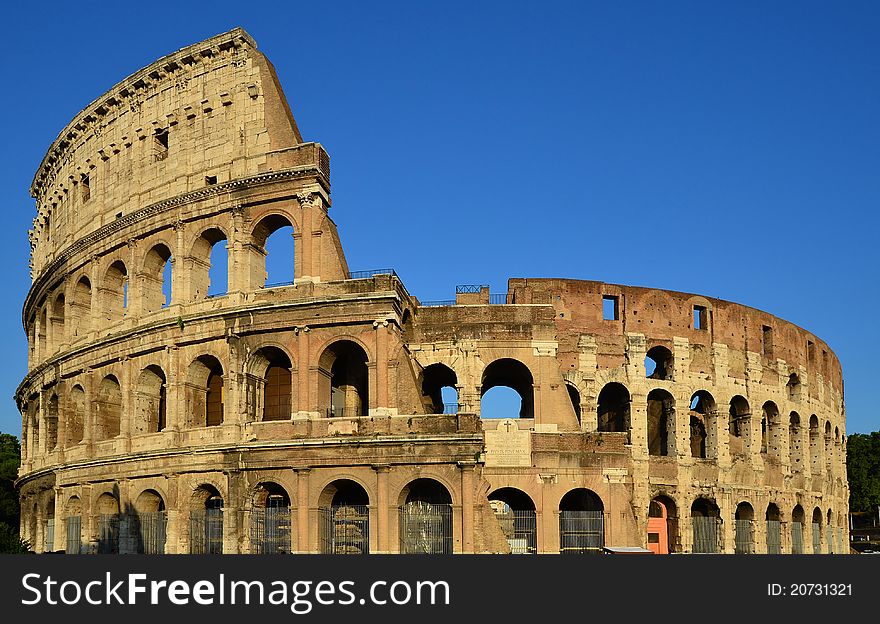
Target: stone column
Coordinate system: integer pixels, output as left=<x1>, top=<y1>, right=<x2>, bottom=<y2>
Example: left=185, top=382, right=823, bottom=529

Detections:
left=459, top=462, right=476, bottom=553
left=296, top=469, right=311, bottom=553
left=373, top=464, right=390, bottom=554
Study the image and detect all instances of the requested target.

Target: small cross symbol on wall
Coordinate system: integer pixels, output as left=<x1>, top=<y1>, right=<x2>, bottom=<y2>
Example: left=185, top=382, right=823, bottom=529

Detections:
left=503, top=420, right=515, bottom=433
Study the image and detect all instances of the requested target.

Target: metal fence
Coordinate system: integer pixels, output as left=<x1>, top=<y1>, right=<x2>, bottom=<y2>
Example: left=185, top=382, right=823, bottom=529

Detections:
left=766, top=520, right=781, bottom=554
left=65, top=516, right=81, bottom=554
left=495, top=509, right=537, bottom=554
left=251, top=507, right=292, bottom=554
left=419, top=300, right=456, bottom=307
left=321, top=505, right=370, bottom=554
left=489, top=293, right=514, bottom=304
left=827, top=525, right=834, bottom=554
left=98, top=514, right=120, bottom=554
left=559, top=511, right=604, bottom=554
left=837, top=528, right=843, bottom=554
left=190, top=509, right=224, bottom=554
left=812, top=522, right=821, bottom=554
left=791, top=521, right=804, bottom=554
left=399, top=502, right=453, bottom=554
left=348, top=269, right=397, bottom=280
left=45, top=519, right=55, bottom=552
left=692, top=516, right=720, bottom=553
left=326, top=407, right=363, bottom=419
left=137, top=512, right=168, bottom=554
left=455, top=284, right=487, bottom=294
left=735, top=519, right=754, bottom=554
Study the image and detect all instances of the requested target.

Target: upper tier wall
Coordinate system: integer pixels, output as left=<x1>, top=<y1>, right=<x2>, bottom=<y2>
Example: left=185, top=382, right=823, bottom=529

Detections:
left=27, top=27, right=303, bottom=281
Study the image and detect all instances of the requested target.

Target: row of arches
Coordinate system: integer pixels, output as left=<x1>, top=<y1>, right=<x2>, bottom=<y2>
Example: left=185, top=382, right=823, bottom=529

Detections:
left=28, top=215, right=296, bottom=364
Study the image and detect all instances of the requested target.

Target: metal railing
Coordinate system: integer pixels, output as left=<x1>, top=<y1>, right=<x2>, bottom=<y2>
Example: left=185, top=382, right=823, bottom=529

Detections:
left=419, top=300, right=456, bottom=307
left=321, top=505, right=370, bottom=554
left=692, top=516, right=720, bottom=553
left=766, top=520, right=781, bottom=554
left=190, top=509, right=224, bottom=554
left=442, top=403, right=459, bottom=415
left=489, top=293, right=514, bottom=304
left=791, top=521, right=804, bottom=554
left=263, top=279, right=295, bottom=289
left=45, top=519, right=55, bottom=552
left=98, top=513, right=120, bottom=554
left=812, top=522, right=821, bottom=554
left=735, top=519, right=754, bottom=554
left=250, top=507, right=292, bottom=554
left=455, top=284, right=487, bottom=294
left=348, top=269, right=397, bottom=280
left=65, top=516, right=81, bottom=554
left=559, top=511, right=604, bottom=554
left=399, top=502, right=453, bottom=554
left=326, top=407, right=364, bottom=419
left=136, top=511, right=168, bottom=554
left=494, top=509, right=537, bottom=554
left=827, top=525, right=834, bottom=554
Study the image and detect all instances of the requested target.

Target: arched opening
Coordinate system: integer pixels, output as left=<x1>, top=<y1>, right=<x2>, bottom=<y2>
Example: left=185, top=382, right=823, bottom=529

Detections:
left=728, top=395, right=751, bottom=458
left=824, top=421, right=833, bottom=474
left=559, top=488, right=604, bottom=554
left=766, top=503, right=782, bottom=554
left=70, top=276, right=92, bottom=339
left=645, top=345, right=674, bottom=380
left=597, top=382, right=630, bottom=436
left=142, top=244, right=173, bottom=313
left=101, top=260, right=127, bottom=323
left=51, top=293, right=65, bottom=350
left=566, top=383, right=581, bottom=423
left=734, top=502, right=755, bottom=554
left=191, top=228, right=229, bottom=299
left=253, top=214, right=295, bottom=287
left=249, top=347, right=293, bottom=421
left=44, top=498, right=56, bottom=552
left=96, top=492, right=121, bottom=554
left=689, top=391, right=716, bottom=459
left=480, top=358, right=534, bottom=419
left=488, top=488, right=537, bottom=554
left=399, top=478, right=453, bottom=554
left=809, top=415, right=821, bottom=476
left=763, top=401, right=781, bottom=459
left=46, top=394, right=59, bottom=452
left=251, top=483, right=292, bottom=554
left=647, top=389, right=676, bottom=457
left=791, top=505, right=805, bottom=554
left=789, top=412, right=803, bottom=474
left=811, top=507, right=823, bottom=554
left=420, top=363, right=458, bottom=414
left=133, top=490, right=167, bottom=554
left=320, top=480, right=370, bottom=554
left=826, top=509, right=835, bottom=554
left=319, top=340, right=369, bottom=418
left=66, top=385, right=85, bottom=447
left=190, top=485, right=223, bottom=554
left=27, top=398, right=39, bottom=457
left=38, top=306, right=47, bottom=358
left=787, top=373, right=802, bottom=402
left=187, top=355, right=224, bottom=427
left=64, top=496, right=82, bottom=554
left=648, top=495, right=679, bottom=554
left=691, top=498, right=721, bottom=553
left=95, top=375, right=122, bottom=441
left=135, top=365, right=167, bottom=434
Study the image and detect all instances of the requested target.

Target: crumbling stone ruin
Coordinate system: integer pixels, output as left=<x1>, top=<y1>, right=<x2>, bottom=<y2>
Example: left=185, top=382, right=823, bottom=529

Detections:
left=16, top=28, right=848, bottom=555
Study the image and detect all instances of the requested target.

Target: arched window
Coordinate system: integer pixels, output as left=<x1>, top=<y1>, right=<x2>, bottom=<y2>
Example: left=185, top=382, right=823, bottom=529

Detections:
left=559, top=489, right=604, bottom=554
left=252, top=214, right=295, bottom=287
left=789, top=412, right=803, bottom=473
left=70, top=276, right=92, bottom=339
left=95, top=375, right=122, bottom=441
left=766, top=503, right=782, bottom=554
left=728, top=396, right=751, bottom=458
left=645, top=345, right=674, bottom=380
left=566, top=383, right=581, bottom=423
left=135, top=365, right=167, bottom=434
left=809, top=415, right=821, bottom=476
left=66, top=385, right=85, bottom=447
left=763, top=401, right=781, bottom=459
left=46, top=394, right=59, bottom=452
left=648, top=496, right=679, bottom=554
left=250, top=347, right=293, bottom=421
left=96, top=493, right=121, bottom=554
left=488, top=488, right=536, bottom=554
left=133, top=490, right=167, bottom=554
left=190, top=485, right=223, bottom=554
left=142, top=244, right=173, bottom=313
left=791, top=505, right=805, bottom=554
left=420, top=363, right=458, bottom=414
left=824, top=421, right=833, bottom=473
left=51, top=293, right=65, bottom=349
left=187, top=356, right=224, bottom=427
left=251, top=483, right=292, bottom=554
left=319, top=480, right=370, bottom=554
left=647, top=389, right=675, bottom=457
left=481, top=359, right=534, bottom=419
left=102, top=260, right=127, bottom=322
left=691, top=498, right=720, bottom=553
left=811, top=507, right=823, bottom=554
left=734, top=502, right=755, bottom=554
left=190, top=228, right=228, bottom=299
left=64, top=497, right=83, bottom=554
left=689, top=391, right=716, bottom=459
left=597, top=382, right=630, bottom=435
left=399, top=479, right=453, bottom=554
left=787, top=373, right=802, bottom=402
left=319, top=341, right=369, bottom=418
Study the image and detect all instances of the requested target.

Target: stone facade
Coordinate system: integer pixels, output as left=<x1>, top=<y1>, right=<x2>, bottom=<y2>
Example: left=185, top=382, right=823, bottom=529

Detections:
left=16, top=28, right=848, bottom=555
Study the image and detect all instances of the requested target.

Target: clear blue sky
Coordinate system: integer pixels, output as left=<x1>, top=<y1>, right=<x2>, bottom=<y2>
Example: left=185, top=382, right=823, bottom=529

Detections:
left=2, top=1, right=878, bottom=435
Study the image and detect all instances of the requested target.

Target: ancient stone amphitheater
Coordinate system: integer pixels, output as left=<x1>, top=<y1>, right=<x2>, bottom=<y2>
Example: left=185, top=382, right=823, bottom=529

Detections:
left=16, top=28, right=848, bottom=555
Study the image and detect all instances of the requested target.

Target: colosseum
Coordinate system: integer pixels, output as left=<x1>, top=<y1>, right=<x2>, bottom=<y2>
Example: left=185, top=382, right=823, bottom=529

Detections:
left=16, top=28, right=848, bottom=556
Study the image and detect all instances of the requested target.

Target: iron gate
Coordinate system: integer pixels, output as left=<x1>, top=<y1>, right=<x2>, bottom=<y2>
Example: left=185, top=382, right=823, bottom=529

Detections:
left=734, top=519, right=754, bottom=554
left=65, top=516, right=81, bottom=554
left=250, top=507, right=292, bottom=554
left=812, top=522, right=821, bottom=554
left=692, top=516, right=720, bottom=553
left=137, top=511, right=167, bottom=554
left=190, top=509, right=223, bottom=554
left=559, top=511, right=604, bottom=554
left=766, top=520, right=781, bottom=554
left=321, top=505, right=369, bottom=554
left=399, top=502, right=452, bottom=554
left=98, top=513, right=120, bottom=554
left=791, top=521, right=804, bottom=554
left=495, top=509, right=537, bottom=554
left=45, top=519, right=55, bottom=552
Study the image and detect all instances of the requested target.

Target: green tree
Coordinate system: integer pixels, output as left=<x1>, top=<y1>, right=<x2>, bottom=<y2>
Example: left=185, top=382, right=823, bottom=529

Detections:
left=846, top=431, right=880, bottom=514
left=0, top=433, right=27, bottom=553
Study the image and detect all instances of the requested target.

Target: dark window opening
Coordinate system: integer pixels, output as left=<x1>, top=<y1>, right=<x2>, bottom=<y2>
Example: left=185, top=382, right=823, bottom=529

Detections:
left=602, top=295, right=619, bottom=321
left=205, top=175, right=217, bottom=185
left=420, top=363, right=458, bottom=415
left=807, top=341, right=815, bottom=368
left=81, top=174, right=90, bottom=202
left=762, top=325, right=773, bottom=357
left=693, top=305, right=707, bottom=330
left=597, top=383, right=630, bottom=436
left=645, top=345, right=674, bottom=380
left=154, top=129, right=169, bottom=160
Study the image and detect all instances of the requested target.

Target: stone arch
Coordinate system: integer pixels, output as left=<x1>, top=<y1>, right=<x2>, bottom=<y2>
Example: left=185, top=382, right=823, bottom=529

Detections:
left=728, top=395, right=751, bottom=458
left=250, top=482, right=292, bottom=554
left=689, top=390, right=717, bottom=459
left=141, top=242, right=173, bottom=313
left=318, top=339, right=369, bottom=417
left=132, top=489, right=166, bottom=554
left=766, top=503, right=782, bottom=553
left=66, top=384, right=86, bottom=447
left=647, top=388, right=676, bottom=457
left=787, top=373, right=802, bottom=402
left=791, top=504, right=806, bottom=554
left=763, top=401, right=782, bottom=459
left=565, top=382, right=582, bottom=424
left=51, top=291, right=65, bottom=350
left=189, top=227, right=229, bottom=299
left=488, top=487, right=537, bottom=554
left=809, top=414, right=821, bottom=476
left=45, top=393, right=59, bottom=452
left=247, top=346, right=293, bottom=421
left=101, top=259, right=128, bottom=323
left=419, top=363, right=458, bottom=414
left=135, top=365, right=167, bottom=434
left=398, top=478, right=453, bottom=554
left=95, top=492, right=121, bottom=554
left=597, top=382, right=630, bottom=435
left=481, top=358, right=535, bottom=419
left=559, top=488, right=605, bottom=554
left=63, top=495, right=83, bottom=554
left=190, top=483, right=224, bottom=554
left=95, top=375, right=122, bottom=441
left=645, top=345, right=674, bottom=380
left=648, top=495, right=679, bottom=554
left=69, top=275, right=92, bottom=339
left=186, top=355, right=225, bottom=427
left=251, top=213, right=296, bottom=288
left=789, top=412, right=803, bottom=474
left=691, top=497, right=721, bottom=553
left=811, top=506, right=823, bottom=554
left=318, top=479, right=371, bottom=554
left=734, top=501, right=755, bottom=554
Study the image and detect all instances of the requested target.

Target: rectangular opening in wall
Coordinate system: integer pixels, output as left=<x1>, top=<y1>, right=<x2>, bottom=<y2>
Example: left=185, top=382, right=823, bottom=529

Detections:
left=693, top=305, right=707, bottom=330
left=807, top=340, right=816, bottom=368
left=154, top=128, right=169, bottom=161
left=205, top=175, right=217, bottom=185
left=80, top=174, right=90, bottom=202
left=822, top=349, right=828, bottom=375
left=602, top=295, right=619, bottom=321
left=762, top=325, right=773, bottom=357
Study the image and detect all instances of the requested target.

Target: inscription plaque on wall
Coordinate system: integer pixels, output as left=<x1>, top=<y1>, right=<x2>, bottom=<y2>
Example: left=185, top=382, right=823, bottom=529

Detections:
left=484, top=419, right=531, bottom=467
